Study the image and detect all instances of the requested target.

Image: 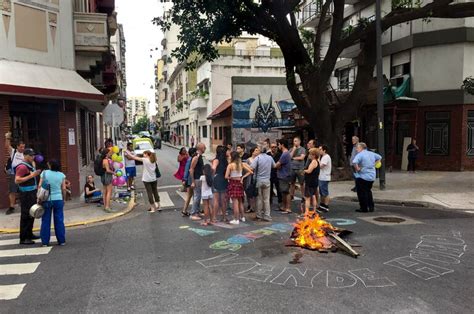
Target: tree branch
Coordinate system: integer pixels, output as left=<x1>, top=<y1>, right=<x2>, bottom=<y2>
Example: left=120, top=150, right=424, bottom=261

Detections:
left=320, top=0, right=345, bottom=84
left=314, top=0, right=333, bottom=64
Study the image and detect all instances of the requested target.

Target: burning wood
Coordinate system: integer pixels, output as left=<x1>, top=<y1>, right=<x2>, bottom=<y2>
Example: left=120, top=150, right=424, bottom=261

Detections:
left=288, top=212, right=360, bottom=258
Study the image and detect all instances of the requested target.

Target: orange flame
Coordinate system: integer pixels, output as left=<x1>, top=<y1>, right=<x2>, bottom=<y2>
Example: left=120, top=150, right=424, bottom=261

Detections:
left=293, top=212, right=336, bottom=250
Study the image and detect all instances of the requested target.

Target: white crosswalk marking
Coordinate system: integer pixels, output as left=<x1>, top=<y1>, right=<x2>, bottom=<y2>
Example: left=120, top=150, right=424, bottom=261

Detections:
left=176, top=190, right=187, bottom=201
left=0, top=240, right=53, bottom=300
left=0, top=239, right=58, bottom=247
left=0, top=284, right=26, bottom=300
left=0, top=247, right=52, bottom=258
left=0, top=263, right=40, bottom=275
left=158, top=191, right=175, bottom=208
left=0, top=239, right=20, bottom=247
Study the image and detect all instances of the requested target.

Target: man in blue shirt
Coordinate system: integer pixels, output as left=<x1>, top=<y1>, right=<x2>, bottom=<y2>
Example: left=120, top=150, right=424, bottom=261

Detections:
left=352, top=142, right=382, bottom=213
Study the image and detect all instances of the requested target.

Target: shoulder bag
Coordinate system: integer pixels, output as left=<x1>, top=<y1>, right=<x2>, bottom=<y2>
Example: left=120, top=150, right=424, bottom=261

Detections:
left=155, top=162, right=162, bottom=179
left=37, top=170, right=51, bottom=203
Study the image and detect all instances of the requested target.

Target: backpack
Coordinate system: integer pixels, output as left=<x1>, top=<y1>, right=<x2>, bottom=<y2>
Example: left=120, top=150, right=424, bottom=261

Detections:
left=4, top=149, right=16, bottom=174
left=94, top=155, right=105, bottom=176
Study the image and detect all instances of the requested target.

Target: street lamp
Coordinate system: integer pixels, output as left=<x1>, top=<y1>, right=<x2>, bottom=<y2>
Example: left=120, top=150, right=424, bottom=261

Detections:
left=375, top=0, right=386, bottom=190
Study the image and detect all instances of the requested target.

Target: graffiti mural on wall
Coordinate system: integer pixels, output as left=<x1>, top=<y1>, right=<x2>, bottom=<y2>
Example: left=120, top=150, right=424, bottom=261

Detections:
left=232, top=95, right=296, bottom=133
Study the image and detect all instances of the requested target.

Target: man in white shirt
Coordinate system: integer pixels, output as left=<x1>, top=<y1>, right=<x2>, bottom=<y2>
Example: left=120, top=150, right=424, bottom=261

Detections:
left=4, top=132, right=26, bottom=215
left=318, top=145, right=332, bottom=212
left=124, top=142, right=136, bottom=191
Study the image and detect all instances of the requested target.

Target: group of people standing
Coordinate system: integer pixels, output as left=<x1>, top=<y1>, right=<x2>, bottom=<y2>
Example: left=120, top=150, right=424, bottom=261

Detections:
left=4, top=132, right=66, bottom=246
left=173, top=136, right=336, bottom=226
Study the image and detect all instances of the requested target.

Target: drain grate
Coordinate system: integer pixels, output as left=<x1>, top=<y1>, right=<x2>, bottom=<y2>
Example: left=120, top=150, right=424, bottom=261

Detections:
left=373, top=217, right=406, bottom=223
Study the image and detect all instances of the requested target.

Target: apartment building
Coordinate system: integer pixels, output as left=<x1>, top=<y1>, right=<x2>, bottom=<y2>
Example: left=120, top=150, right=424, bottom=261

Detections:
left=126, top=97, right=148, bottom=127
left=297, top=0, right=474, bottom=171
left=0, top=0, right=121, bottom=207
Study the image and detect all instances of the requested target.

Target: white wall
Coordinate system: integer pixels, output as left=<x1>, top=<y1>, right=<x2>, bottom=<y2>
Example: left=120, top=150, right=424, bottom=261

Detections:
left=412, top=43, right=465, bottom=92
left=0, top=0, right=75, bottom=70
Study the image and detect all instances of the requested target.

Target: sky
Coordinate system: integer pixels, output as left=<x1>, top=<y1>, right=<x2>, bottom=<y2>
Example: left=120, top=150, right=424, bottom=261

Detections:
left=115, top=0, right=164, bottom=116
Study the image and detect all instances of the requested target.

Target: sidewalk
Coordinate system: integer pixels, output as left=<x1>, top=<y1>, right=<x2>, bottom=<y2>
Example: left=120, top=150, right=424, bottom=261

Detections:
left=331, top=171, right=474, bottom=210
left=165, top=141, right=474, bottom=210
left=0, top=195, right=135, bottom=234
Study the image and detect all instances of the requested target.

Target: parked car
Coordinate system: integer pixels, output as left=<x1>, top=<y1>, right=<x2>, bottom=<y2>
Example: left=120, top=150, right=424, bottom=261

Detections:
left=132, top=138, right=154, bottom=165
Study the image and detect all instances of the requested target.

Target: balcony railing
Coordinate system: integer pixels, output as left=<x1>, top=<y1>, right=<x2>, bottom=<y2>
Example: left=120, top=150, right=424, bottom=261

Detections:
left=190, top=97, right=208, bottom=111
left=74, top=12, right=109, bottom=52
left=300, top=1, right=333, bottom=28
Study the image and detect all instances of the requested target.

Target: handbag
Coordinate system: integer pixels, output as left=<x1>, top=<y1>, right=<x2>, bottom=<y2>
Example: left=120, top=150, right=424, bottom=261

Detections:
left=155, top=162, right=162, bottom=179
left=37, top=171, right=51, bottom=203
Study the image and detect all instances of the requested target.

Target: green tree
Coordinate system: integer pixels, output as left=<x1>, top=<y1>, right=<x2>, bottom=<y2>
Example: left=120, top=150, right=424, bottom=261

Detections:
left=132, top=117, right=149, bottom=134
left=155, top=0, right=474, bottom=165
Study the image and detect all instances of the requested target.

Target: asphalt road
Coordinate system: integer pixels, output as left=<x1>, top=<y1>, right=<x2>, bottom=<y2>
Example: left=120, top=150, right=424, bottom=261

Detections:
left=1, top=145, right=473, bottom=313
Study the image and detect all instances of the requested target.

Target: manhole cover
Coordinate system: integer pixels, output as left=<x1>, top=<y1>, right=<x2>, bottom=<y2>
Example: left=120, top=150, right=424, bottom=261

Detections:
left=373, top=217, right=406, bottom=223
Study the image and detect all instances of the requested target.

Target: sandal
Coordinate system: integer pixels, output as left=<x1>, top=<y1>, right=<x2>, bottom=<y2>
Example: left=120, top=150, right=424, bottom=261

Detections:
left=181, top=211, right=189, bottom=217
left=147, top=208, right=156, bottom=213
left=280, top=210, right=292, bottom=214
left=200, top=221, right=209, bottom=226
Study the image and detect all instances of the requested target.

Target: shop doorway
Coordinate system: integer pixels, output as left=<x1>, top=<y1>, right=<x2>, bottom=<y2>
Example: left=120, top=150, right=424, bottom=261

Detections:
left=9, top=102, right=61, bottom=165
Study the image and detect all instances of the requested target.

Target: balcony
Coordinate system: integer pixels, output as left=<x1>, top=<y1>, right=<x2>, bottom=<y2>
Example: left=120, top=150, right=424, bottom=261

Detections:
left=300, top=1, right=333, bottom=28
left=340, top=42, right=361, bottom=59
left=190, top=97, right=208, bottom=111
left=74, top=12, right=109, bottom=52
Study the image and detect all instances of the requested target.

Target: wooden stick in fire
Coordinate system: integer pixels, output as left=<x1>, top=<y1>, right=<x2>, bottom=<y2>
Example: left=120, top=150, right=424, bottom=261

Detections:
left=328, top=232, right=360, bottom=258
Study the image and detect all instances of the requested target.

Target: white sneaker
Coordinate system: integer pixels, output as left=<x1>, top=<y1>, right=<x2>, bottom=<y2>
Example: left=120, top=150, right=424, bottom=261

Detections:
left=229, top=219, right=240, bottom=225
left=240, top=217, right=246, bottom=222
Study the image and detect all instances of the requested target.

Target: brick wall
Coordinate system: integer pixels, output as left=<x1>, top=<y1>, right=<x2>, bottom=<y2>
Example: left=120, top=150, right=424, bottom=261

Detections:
left=461, top=104, right=474, bottom=171
left=0, top=97, right=10, bottom=208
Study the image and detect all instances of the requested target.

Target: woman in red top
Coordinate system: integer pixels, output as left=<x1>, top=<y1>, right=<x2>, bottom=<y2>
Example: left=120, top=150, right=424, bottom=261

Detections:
left=174, top=147, right=188, bottom=182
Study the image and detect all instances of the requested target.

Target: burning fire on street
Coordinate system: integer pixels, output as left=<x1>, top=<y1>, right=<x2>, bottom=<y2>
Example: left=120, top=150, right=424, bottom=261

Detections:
left=287, top=212, right=360, bottom=258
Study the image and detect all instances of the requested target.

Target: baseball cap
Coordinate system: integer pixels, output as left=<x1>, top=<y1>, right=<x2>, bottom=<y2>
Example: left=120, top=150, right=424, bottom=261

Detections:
left=23, top=148, right=36, bottom=156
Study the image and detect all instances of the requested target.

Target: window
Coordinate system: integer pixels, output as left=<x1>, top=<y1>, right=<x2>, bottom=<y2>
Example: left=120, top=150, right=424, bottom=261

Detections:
left=338, top=68, right=350, bottom=90
left=468, top=111, right=474, bottom=156
left=202, top=125, right=208, bottom=138
left=214, top=127, right=218, bottom=140
left=425, top=112, right=450, bottom=156
left=219, top=127, right=223, bottom=140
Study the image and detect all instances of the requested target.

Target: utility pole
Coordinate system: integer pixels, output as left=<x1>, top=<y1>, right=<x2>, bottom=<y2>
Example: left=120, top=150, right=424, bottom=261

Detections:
left=376, top=0, right=386, bottom=190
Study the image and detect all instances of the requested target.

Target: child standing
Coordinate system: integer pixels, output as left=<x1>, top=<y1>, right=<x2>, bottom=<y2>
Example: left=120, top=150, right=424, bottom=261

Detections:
left=200, top=164, right=214, bottom=226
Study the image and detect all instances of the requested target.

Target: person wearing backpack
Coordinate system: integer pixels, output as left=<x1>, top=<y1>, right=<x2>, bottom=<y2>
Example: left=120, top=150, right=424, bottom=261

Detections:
left=4, top=132, right=26, bottom=215
left=15, top=148, right=42, bottom=244
left=37, top=159, right=66, bottom=246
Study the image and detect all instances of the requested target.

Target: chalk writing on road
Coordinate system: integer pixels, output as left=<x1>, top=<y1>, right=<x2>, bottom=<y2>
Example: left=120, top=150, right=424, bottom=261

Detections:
left=384, top=231, right=467, bottom=280
left=197, top=231, right=467, bottom=290
left=196, top=253, right=396, bottom=290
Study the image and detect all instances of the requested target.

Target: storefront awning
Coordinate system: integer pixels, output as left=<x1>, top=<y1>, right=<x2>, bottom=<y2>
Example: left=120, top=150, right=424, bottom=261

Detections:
left=0, top=60, right=104, bottom=104
left=208, top=99, right=232, bottom=120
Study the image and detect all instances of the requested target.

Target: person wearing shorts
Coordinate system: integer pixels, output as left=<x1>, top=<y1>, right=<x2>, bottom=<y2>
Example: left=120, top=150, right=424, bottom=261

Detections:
left=318, top=145, right=332, bottom=212
left=124, top=143, right=136, bottom=191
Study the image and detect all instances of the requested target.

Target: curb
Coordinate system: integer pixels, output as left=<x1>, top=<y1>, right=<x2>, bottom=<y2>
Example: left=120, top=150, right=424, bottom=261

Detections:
left=333, top=196, right=442, bottom=209
left=0, top=194, right=137, bottom=235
